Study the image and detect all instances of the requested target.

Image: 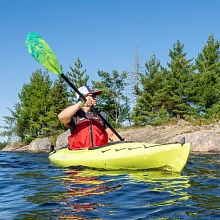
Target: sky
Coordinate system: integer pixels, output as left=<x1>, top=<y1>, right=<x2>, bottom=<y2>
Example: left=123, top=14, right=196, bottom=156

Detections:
left=1, top=0, right=220, bottom=142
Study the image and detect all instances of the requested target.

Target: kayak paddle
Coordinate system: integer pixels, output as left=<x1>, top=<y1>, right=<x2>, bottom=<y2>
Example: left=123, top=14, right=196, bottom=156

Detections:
left=25, top=32, right=124, bottom=141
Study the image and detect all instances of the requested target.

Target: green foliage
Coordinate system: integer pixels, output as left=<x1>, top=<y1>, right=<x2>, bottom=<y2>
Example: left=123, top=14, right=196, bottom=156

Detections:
left=24, top=136, right=34, bottom=144
left=0, top=110, right=17, bottom=142
left=66, top=58, right=89, bottom=102
left=16, top=70, right=52, bottom=140
left=132, top=54, right=168, bottom=125
left=188, top=118, right=217, bottom=126
left=1, top=70, right=70, bottom=143
left=47, top=76, right=70, bottom=136
left=132, top=41, right=197, bottom=125
left=92, top=70, right=129, bottom=127
left=165, top=40, right=196, bottom=119
left=150, top=117, right=178, bottom=126
left=0, top=142, right=7, bottom=150
left=192, top=35, right=220, bottom=118
left=3, top=35, right=220, bottom=143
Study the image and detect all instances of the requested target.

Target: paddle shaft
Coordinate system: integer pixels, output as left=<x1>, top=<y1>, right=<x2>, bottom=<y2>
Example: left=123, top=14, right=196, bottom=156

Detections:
left=61, top=73, right=124, bottom=141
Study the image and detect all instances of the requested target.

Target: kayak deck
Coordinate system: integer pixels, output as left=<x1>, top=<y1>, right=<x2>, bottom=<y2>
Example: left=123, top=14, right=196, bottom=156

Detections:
left=49, top=141, right=190, bottom=172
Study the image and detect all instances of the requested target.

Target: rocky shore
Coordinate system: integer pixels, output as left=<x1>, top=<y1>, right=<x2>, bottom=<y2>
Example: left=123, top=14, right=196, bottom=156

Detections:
left=2, top=120, right=220, bottom=153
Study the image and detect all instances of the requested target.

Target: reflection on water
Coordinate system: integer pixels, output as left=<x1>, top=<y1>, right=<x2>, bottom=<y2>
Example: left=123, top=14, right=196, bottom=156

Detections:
left=52, top=168, right=191, bottom=219
left=0, top=152, right=219, bottom=219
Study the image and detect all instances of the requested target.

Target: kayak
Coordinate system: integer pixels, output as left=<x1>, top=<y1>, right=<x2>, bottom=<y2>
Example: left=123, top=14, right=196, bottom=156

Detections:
left=49, top=140, right=190, bottom=172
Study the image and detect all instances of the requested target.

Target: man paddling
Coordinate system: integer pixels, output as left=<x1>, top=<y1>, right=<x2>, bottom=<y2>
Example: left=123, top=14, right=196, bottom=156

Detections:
left=58, top=86, right=122, bottom=150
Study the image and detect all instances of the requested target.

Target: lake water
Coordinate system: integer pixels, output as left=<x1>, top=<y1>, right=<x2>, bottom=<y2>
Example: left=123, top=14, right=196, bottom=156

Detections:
left=0, top=152, right=219, bottom=219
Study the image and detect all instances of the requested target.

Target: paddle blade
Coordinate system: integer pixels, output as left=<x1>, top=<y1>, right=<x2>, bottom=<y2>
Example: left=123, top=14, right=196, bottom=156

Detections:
left=25, top=32, right=62, bottom=75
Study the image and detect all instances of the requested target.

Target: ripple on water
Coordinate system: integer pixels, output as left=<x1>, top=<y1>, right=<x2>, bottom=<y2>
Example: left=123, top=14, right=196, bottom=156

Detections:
left=0, top=152, right=219, bottom=219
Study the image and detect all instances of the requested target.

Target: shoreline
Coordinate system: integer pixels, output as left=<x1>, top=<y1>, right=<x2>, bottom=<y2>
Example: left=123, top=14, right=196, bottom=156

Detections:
left=2, top=120, right=220, bottom=153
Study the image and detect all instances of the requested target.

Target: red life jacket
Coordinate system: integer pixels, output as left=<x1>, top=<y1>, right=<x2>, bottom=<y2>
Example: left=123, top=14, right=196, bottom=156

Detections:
left=68, top=111, right=108, bottom=150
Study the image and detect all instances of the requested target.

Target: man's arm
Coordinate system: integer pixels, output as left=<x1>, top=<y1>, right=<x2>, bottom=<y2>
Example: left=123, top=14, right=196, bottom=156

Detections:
left=58, top=101, right=83, bottom=124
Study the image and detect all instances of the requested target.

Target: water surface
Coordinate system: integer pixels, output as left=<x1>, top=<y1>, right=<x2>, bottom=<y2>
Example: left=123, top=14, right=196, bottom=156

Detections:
left=0, top=152, right=219, bottom=219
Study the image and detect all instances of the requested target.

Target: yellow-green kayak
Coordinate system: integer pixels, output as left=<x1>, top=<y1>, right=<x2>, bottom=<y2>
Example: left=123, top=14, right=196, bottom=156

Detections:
left=49, top=140, right=190, bottom=172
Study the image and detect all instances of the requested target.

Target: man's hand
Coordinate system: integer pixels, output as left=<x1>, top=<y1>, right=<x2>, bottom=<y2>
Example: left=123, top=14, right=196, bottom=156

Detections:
left=83, top=96, right=97, bottom=107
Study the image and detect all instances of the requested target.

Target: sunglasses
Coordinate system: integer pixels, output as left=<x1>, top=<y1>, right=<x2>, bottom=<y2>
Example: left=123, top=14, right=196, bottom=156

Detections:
left=87, top=94, right=97, bottom=98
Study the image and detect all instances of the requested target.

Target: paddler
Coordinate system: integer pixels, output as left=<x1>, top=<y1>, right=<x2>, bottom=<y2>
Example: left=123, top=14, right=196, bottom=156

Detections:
left=58, top=86, right=123, bottom=150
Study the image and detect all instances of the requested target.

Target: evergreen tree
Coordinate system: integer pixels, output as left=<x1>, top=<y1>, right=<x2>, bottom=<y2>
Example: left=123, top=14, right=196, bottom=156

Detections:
left=0, top=108, right=17, bottom=142
left=193, top=35, right=220, bottom=118
left=44, top=76, right=70, bottom=137
left=1, top=71, right=70, bottom=143
left=0, top=142, right=7, bottom=150
left=165, top=40, right=195, bottom=119
left=92, top=70, right=129, bottom=127
left=15, top=70, right=52, bottom=142
left=132, top=54, right=167, bottom=125
left=66, top=58, right=89, bottom=102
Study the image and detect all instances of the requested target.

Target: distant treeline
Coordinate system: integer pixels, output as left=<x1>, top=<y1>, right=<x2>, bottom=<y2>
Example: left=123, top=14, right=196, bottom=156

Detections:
left=1, top=35, right=220, bottom=143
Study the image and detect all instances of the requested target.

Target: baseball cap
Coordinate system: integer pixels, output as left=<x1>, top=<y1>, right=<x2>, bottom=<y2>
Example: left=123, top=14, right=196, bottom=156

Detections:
left=76, top=86, right=102, bottom=99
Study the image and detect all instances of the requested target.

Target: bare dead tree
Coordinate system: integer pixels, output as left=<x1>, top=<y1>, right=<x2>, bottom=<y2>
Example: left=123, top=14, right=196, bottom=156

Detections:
left=125, top=33, right=142, bottom=105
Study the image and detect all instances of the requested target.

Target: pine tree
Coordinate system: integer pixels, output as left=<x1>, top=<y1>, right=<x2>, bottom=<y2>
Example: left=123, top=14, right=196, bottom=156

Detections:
left=66, top=58, right=89, bottom=102
left=92, top=70, right=129, bottom=127
left=0, top=109, right=17, bottom=142
left=14, top=70, right=52, bottom=142
left=1, top=71, right=71, bottom=143
left=44, top=76, right=70, bottom=137
left=165, top=40, right=195, bottom=119
left=193, top=35, right=220, bottom=118
left=132, top=54, right=166, bottom=125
